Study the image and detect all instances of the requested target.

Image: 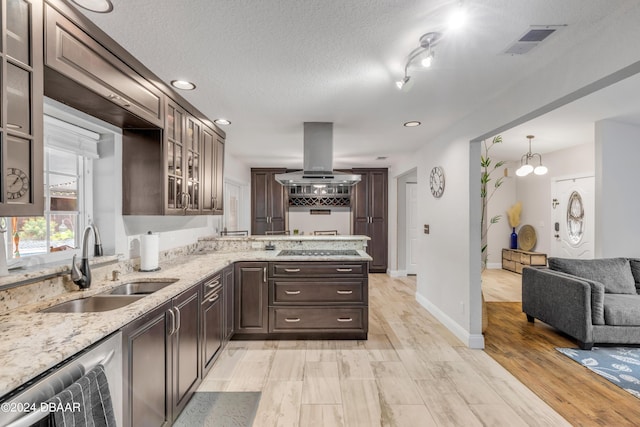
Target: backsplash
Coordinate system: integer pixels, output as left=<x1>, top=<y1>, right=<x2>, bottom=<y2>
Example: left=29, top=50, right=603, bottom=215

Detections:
left=0, top=235, right=368, bottom=314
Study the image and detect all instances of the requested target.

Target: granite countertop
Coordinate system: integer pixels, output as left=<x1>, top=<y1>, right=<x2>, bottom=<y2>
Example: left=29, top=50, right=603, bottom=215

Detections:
left=0, top=249, right=371, bottom=398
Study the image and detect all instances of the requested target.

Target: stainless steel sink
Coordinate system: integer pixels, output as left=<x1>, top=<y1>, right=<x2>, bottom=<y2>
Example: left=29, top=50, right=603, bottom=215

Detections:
left=40, top=295, right=144, bottom=313
left=107, top=279, right=178, bottom=295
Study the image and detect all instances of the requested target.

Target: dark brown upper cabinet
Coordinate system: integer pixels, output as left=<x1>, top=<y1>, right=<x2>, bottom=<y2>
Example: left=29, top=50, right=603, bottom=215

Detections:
left=1, top=0, right=44, bottom=216
left=44, top=4, right=164, bottom=128
left=251, top=168, right=287, bottom=235
left=202, top=125, right=224, bottom=215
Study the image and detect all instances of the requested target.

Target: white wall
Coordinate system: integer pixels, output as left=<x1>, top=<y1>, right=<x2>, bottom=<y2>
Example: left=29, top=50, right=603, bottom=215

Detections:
left=595, top=120, right=640, bottom=258
left=388, top=4, right=640, bottom=348
left=288, top=208, right=351, bottom=235
left=515, top=143, right=594, bottom=256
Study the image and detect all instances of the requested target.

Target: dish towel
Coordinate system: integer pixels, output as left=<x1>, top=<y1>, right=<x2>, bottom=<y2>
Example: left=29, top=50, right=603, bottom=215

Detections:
left=46, top=364, right=116, bottom=427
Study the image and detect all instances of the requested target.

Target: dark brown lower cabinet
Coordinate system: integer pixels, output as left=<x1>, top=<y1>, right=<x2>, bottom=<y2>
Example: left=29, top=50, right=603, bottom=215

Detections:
left=234, top=262, right=269, bottom=336
left=223, top=266, right=235, bottom=342
left=122, top=284, right=200, bottom=427
left=201, top=273, right=223, bottom=377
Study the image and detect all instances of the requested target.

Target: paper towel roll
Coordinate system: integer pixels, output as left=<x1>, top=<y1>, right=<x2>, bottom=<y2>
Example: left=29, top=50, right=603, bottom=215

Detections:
left=140, top=232, right=159, bottom=271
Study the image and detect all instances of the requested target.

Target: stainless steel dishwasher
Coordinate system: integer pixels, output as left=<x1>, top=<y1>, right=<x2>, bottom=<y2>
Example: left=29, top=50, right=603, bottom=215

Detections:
left=0, top=331, right=123, bottom=427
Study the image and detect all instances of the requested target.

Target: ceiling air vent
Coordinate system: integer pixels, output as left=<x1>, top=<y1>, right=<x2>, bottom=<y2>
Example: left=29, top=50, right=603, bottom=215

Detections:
left=502, top=25, right=566, bottom=55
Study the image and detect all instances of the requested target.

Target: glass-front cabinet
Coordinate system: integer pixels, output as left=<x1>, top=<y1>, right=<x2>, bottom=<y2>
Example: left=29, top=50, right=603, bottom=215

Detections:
left=1, top=0, right=44, bottom=216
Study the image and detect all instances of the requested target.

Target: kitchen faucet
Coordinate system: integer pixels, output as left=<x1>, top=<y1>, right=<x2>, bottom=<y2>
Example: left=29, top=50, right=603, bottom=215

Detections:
left=71, top=224, right=104, bottom=289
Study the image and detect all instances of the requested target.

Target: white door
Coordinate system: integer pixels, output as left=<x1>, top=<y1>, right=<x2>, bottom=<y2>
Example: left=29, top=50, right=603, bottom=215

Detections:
left=406, top=182, right=418, bottom=274
left=551, top=176, right=595, bottom=259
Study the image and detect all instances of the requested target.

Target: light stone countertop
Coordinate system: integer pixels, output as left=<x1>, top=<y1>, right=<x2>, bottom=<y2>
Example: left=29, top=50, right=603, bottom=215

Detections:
left=0, top=249, right=371, bottom=398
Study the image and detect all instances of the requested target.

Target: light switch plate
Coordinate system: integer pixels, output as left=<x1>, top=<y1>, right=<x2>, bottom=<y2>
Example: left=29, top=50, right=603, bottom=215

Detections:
left=424, top=224, right=429, bottom=234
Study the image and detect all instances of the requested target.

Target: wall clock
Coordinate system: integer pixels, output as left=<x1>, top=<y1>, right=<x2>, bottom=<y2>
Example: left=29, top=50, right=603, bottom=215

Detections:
left=6, top=167, right=30, bottom=200
left=429, top=166, right=445, bottom=198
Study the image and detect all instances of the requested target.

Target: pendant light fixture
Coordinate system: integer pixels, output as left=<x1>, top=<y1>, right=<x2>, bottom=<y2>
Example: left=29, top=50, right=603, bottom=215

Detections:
left=516, top=135, right=548, bottom=176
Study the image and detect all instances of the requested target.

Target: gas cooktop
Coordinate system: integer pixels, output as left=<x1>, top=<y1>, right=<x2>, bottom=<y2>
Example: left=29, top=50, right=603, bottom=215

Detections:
left=277, top=249, right=360, bottom=257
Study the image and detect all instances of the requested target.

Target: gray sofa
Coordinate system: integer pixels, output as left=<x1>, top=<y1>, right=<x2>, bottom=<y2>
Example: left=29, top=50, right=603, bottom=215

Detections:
left=522, top=257, right=640, bottom=349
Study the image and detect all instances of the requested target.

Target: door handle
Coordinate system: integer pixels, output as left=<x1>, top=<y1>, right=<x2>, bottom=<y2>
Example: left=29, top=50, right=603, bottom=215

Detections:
left=263, top=267, right=267, bottom=283
left=167, top=308, right=176, bottom=335
left=174, top=307, right=181, bottom=333
left=108, top=93, right=131, bottom=108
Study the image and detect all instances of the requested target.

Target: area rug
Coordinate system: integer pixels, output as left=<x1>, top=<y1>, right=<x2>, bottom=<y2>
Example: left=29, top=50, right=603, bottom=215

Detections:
left=173, top=392, right=261, bottom=427
left=556, top=347, right=640, bottom=398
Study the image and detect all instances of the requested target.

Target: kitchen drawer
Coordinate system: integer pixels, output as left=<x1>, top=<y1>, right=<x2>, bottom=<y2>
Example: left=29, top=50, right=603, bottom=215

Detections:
left=270, top=262, right=367, bottom=277
left=270, top=307, right=366, bottom=332
left=45, top=5, right=164, bottom=127
left=271, top=279, right=365, bottom=305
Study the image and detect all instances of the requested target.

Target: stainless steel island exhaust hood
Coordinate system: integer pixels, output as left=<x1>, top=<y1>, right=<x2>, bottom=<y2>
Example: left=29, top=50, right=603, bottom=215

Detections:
left=275, top=122, right=361, bottom=187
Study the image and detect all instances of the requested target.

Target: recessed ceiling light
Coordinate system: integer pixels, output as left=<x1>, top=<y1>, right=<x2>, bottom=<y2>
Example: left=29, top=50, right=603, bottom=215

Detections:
left=70, top=0, right=113, bottom=13
left=171, top=80, right=196, bottom=90
left=403, top=121, right=421, bottom=127
left=214, top=118, right=231, bottom=126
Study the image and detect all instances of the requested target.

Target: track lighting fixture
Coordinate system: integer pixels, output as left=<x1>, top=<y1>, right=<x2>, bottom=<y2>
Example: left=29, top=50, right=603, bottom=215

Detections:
left=516, top=135, right=548, bottom=177
left=395, top=32, right=442, bottom=90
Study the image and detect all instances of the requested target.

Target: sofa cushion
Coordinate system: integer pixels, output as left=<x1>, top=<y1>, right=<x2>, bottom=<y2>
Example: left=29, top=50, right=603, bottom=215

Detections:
left=628, top=258, right=640, bottom=293
left=548, top=257, right=636, bottom=295
left=604, top=294, right=640, bottom=326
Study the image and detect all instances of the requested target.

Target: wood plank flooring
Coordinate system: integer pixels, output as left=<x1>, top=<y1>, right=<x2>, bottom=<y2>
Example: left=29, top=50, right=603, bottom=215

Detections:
left=199, top=274, right=567, bottom=426
left=482, top=268, right=640, bottom=426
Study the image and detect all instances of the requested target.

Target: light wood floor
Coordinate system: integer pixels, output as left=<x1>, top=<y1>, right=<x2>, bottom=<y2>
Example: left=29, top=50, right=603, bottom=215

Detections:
left=482, top=268, right=522, bottom=302
left=199, top=273, right=568, bottom=426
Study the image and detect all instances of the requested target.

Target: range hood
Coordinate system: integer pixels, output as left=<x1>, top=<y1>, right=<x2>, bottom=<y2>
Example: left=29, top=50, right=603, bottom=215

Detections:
left=275, top=122, right=361, bottom=187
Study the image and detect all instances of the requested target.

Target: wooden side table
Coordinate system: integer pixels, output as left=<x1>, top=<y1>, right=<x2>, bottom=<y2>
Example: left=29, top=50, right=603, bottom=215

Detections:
left=502, top=248, right=547, bottom=274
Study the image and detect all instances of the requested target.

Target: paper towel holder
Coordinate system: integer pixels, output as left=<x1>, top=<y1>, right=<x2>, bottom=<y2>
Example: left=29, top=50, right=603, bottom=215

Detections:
left=139, top=231, right=161, bottom=272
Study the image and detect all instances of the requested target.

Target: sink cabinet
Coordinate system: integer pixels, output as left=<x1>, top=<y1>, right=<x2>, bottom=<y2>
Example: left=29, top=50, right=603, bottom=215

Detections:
left=122, top=283, right=200, bottom=427
left=0, top=0, right=44, bottom=216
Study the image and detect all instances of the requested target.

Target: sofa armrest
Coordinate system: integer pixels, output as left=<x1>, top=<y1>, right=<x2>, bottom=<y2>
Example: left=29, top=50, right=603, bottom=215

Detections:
left=522, top=267, right=600, bottom=344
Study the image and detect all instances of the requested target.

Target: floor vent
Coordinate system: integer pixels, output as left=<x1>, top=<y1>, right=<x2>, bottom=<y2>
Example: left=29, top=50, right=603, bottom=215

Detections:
left=502, top=25, right=566, bottom=55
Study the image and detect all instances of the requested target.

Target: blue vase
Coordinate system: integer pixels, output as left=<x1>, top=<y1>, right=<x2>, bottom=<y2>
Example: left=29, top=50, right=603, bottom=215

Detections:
left=510, top=227, right=518, bottom=249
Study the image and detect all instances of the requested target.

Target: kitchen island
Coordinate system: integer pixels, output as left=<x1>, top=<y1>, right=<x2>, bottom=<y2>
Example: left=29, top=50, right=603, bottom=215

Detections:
left=0, top=235, right=371, bottom=401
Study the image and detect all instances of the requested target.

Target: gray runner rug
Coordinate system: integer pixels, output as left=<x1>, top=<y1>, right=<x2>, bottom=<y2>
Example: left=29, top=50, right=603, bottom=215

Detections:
left=173, top=392, right=261, bottom=427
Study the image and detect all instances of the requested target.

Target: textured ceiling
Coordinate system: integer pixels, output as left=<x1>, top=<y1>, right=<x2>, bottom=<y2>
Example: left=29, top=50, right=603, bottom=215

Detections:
left=76, top=0, right=640, bottom=166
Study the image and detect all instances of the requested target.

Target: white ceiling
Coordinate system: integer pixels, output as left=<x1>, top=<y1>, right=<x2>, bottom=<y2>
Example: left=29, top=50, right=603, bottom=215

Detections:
left=76, top=0, right=640, bottom=167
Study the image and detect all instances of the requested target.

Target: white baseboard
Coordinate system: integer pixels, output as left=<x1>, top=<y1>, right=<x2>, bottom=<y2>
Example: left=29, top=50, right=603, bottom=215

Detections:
left=415, top=291, right=485, bottom=349
left=486, top=263, right=502, bottom=270
left=388, top=269, right=407, bottom=277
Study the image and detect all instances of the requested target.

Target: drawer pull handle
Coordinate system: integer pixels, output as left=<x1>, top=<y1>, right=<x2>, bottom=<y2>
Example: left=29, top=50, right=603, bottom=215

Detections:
left=337, top=317, right=353, bottom=322
left=208, top=294, right=220, bottom=303
left=285, top=290, right=301, bottom=295
left=336, top=290, right=353, bottom=295
left=284, top=317, right=301, bottom=323
left=108, top=93, right=132, bottom=108
left=284, top=268, right=301, bottom=273
left=206, top=279, right=220, bottom=288
left=336, top=268, right=353, bottom=272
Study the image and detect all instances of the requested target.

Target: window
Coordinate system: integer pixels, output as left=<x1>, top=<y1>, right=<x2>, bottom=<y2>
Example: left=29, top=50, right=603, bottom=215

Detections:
left=2, top=116, right=97, bottom=263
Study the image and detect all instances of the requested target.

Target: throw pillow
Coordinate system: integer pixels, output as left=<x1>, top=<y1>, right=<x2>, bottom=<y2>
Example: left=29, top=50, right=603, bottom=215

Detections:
left=628, top=258, right=640, bottom=293
left=548, top=257, right=636, bottom=295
